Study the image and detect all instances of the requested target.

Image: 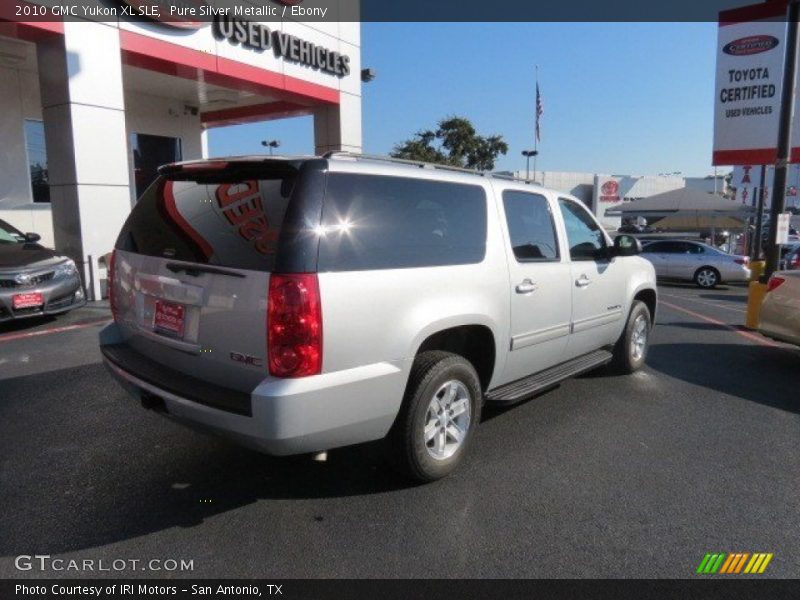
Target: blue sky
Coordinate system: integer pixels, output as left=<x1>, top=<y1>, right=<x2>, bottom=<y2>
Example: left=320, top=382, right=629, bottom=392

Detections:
left=209, top=22, right=719, bottom=177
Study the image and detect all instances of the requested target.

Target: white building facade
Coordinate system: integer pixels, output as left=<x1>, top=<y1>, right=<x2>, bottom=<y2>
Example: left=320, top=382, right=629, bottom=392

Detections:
left=507, top=170, right=724, bottom=229
left=0, top=5, right=362, bottom=298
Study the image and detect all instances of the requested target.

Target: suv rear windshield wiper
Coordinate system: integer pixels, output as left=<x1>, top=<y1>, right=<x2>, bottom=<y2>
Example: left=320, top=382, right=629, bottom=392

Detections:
left=165, top=263, right=245, bottom=278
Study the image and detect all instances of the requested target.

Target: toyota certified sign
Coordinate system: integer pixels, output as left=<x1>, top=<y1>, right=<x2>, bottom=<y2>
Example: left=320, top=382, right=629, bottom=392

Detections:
left=713, top=2, right=798, bottom=165
left=723, top=35, right=779, bottom=56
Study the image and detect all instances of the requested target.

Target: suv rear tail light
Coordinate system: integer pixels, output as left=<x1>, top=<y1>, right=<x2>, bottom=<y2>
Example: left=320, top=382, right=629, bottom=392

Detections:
left=267, top=273, right=322, bottom=378
left=108, top=250, right=117, bottom=319
left=767, top=276, right=785, bottom=292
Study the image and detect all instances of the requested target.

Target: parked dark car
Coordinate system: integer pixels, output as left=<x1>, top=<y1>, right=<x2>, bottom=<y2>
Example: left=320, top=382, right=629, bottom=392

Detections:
left=780, top=243, right=800, bottom=271
left=0, top=219, right=85, bottom=322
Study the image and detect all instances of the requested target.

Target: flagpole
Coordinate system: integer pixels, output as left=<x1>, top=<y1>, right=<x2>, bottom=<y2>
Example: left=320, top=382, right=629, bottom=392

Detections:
left=533, top=65, right=539, bottom=178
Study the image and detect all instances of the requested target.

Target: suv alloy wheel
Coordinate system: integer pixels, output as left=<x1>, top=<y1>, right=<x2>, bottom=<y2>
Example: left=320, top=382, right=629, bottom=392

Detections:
left=389, top=351, right=482, bottom=482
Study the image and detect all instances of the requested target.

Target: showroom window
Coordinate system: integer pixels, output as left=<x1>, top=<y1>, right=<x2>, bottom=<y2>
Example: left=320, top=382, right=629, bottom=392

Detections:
left=24, top=119, right=49, bottom=204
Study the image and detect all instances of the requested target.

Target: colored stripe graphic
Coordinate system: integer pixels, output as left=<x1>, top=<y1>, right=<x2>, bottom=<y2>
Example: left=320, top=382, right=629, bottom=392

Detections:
left=698, top=553, right=727, bottom=573
left=734, top=553, right=750, bottom=574
left=719, top=554, right=736, bottom=574
left=699, top=552, right=773, bottom=574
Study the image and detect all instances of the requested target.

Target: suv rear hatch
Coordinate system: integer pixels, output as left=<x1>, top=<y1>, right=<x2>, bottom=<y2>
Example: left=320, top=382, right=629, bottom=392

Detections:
left=106, top=159, right=323, bottom=413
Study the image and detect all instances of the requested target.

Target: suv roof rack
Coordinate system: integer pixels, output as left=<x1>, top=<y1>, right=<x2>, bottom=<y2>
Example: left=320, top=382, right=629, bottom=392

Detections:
left=323, top=151, right=542, bottom=186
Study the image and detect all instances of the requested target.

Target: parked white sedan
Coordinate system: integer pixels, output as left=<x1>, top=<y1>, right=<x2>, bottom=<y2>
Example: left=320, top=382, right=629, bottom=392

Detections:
left=759, top=272, right=800, bottom=347
left=641, top=240, right=750, bottom=288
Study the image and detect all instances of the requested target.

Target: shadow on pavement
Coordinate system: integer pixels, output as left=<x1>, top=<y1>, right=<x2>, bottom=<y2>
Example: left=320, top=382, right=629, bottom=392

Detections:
left=663, top=322, right=734, bottom=332
left=647, top=342, right=799, bottom=415
left=657, top=281, right=730, bottom=291
left=699, top=293, right=748, bottom=303
left=0, top=363, right=412, bottom=556
left=0, top=315, right=57, bottom=335
left=0, top=304, right=110, bottom=337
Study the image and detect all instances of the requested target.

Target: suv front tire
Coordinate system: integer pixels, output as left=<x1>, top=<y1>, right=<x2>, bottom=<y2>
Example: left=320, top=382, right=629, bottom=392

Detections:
left=610, top=300, right=651, bottom=374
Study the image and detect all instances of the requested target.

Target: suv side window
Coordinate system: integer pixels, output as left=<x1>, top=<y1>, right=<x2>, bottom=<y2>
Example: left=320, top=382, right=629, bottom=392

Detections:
left=558, top=198, right=607, bottom=261
left=502, top=191, right=559, bottom=261
left=318, top=173, right=487, bottom=271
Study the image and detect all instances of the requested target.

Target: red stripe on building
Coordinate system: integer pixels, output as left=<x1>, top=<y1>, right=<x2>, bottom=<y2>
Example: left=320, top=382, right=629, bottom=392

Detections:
left=119, top=30, right=339, bottom=108
left=0, top=0, right=64, bottom=41
left=713, top=147, right=800, bottom=165
left=201, top=101, right=314, bottom=128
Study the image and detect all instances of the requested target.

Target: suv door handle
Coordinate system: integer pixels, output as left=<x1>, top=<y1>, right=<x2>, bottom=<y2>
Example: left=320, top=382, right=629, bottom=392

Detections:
left=515, top=279, right=538, bottom=294
left=575, top=275, right=592, bottom=288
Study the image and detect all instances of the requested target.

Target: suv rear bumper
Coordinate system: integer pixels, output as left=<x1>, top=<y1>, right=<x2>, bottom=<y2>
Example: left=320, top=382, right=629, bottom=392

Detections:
left=100, top=324, right=408, bottom=455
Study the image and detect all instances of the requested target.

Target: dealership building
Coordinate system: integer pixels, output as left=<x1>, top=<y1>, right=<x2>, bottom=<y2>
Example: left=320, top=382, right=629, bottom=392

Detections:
left=503, top=170, right=729, bottom=229
left=0, top=6, right=362, bottom=297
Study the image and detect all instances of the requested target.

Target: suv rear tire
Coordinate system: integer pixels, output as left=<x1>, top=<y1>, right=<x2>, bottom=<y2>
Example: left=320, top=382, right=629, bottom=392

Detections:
left=388, top=351, right=482, bottom=482
left=610, top=300, right=651, bottom=374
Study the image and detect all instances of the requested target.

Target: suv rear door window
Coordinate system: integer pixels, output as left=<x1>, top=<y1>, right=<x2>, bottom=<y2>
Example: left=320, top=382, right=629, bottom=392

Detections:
left=502, top=191, right=559, bottom=261
left=318, top=173, right=487, bottom=271
left=116, top=172, right=296, bottom=272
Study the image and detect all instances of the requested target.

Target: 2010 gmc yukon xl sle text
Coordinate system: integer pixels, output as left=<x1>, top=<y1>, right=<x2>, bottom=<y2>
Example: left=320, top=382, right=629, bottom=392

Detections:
left=99, top=153, right=657, bottom=481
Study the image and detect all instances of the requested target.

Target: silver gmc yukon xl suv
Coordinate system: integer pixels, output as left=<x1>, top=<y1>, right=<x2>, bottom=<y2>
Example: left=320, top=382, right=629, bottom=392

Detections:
left=100, top=153, right=657, bottom=481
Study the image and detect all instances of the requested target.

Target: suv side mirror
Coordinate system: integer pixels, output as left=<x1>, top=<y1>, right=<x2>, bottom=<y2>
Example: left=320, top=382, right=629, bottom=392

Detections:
left=24, top=232, right=41, bottom=243
left=612, top=234, right=641, bottom=257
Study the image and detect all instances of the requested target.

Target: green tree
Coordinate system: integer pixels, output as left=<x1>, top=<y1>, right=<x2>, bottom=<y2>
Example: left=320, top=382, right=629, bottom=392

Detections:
left=391, top=116, right=508, bottom=171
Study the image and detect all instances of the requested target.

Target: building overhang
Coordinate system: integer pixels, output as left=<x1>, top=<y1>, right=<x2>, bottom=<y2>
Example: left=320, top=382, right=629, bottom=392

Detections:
left=0, top=12, right=341, bottom=129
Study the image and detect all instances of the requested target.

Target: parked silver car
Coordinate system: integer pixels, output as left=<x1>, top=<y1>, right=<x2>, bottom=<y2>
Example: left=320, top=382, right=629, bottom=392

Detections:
left=100, top=154, right=657, bottom=481
left=759, top=271, right=800, bottom=347
left=641, top=240, right=750, bottom=288
left=0, top=219, right=85, bottom=322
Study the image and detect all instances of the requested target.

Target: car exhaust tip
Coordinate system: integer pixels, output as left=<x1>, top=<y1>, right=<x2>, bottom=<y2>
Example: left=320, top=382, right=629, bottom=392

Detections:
left=141, top=392, right=168, bottom=413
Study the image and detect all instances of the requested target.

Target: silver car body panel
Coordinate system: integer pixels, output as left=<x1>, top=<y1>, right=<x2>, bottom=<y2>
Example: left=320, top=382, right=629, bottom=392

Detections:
left=102, top=156, right=657, bottom=455
left=642, top=240, right=750, bottom=283
left=759, top=271, right=800, bottom=346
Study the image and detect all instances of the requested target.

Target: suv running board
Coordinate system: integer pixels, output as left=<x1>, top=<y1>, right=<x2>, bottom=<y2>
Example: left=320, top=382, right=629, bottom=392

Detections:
left=486, top=349, right=613, bottom=403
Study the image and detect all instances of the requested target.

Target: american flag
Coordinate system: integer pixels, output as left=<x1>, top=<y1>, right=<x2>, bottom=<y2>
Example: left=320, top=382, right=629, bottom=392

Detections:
left=535, top=82, right=544, bottom=142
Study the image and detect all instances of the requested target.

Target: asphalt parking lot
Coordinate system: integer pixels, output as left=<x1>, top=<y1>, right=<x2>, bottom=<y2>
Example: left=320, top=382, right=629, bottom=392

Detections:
left=0, top=283, right=798, bottom=579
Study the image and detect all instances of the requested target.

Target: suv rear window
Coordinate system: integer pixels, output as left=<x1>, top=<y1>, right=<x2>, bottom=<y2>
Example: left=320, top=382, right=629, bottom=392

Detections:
left=116, top=173, right=296, bottom=272
left=317, top=173, right=487, bottom=271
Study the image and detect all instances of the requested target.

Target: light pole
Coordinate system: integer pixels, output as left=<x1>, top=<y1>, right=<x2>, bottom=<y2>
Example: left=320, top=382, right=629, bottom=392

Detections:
left=261, top=139, right=280, bottom=156
left=764, top=0, right=800, bottom=281
left=522, top=150, right=538, bottom=182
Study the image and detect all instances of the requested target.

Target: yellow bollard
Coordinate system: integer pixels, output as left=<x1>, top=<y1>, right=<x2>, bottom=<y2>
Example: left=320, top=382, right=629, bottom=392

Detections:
left=749, top=260, right=765, bottom=282
left=745, top=281, right=768, bottom=329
